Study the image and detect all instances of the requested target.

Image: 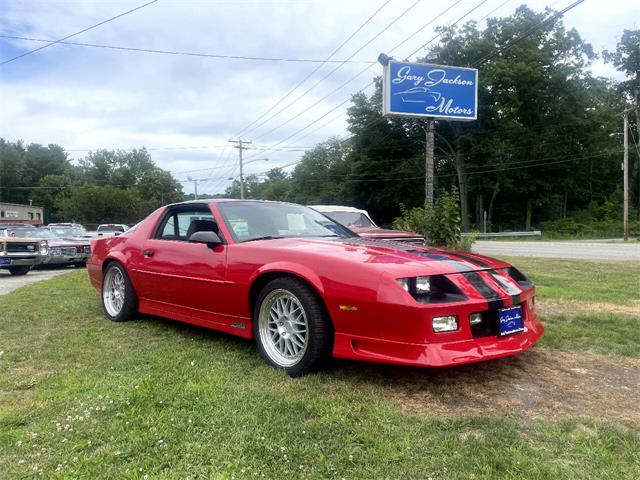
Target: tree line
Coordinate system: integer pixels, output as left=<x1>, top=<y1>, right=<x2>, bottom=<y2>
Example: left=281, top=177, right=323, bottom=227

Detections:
left=0, top=143, right=183, bottom=224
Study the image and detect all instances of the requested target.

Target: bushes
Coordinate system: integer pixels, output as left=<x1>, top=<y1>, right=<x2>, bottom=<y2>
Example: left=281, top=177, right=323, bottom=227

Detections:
left=393, top=187, right=477, bottom=251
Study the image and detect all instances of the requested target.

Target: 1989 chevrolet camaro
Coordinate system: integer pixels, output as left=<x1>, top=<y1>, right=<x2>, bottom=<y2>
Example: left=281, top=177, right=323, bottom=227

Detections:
left=88, top=200, right=544, bottom=377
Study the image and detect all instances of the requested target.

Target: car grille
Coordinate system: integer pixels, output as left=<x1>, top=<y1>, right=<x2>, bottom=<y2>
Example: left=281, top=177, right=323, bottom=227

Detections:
left=7, top=243, right=38, bottom=253
left=61, top=247, right=77, bottom=256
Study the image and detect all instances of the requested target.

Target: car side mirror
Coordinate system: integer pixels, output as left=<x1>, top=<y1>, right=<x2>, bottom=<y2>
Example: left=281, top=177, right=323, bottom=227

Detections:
left=188, top=230, right=222, bottom=248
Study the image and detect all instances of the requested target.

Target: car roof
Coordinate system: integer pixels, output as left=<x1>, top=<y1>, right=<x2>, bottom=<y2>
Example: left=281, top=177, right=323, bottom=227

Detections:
left=309, top=205, right=368, bottom=214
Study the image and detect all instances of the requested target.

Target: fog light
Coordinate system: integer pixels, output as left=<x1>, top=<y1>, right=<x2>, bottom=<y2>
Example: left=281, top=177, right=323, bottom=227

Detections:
left=432, top=315, right=458, bottom=332
left=469, top=312, right=483, bottom=326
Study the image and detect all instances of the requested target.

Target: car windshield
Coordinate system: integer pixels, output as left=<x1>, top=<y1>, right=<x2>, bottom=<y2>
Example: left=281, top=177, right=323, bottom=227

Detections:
left=50, top=227, right=87, bottom=237
left=5, top=229, right=55, bottom=238
left=324, top=211, right=375, bottom=228
left=98, top=225, right=126, bottom=232
left=217, top=202, right=355, bottom=242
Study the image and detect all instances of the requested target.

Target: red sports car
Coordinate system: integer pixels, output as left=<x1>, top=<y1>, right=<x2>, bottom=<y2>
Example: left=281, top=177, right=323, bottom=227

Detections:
left=88, top=200, right=543, bottom=377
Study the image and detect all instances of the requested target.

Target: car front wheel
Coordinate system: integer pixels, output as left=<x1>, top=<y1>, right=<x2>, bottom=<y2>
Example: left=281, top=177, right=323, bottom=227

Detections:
left=254, top=277, right=333, bottom=377
left=101, top=262, right=137, bottom=322
left=8, top=266, right=31, bottom=276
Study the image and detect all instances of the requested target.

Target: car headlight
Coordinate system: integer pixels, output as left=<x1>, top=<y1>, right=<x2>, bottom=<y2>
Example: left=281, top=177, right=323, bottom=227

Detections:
left=396, top=275, right=466, bottom=304
left=39, top=240, right=49, bottom=256
left=433, top=315, right=459, bottom=332
left=415, top=276, right=430, bottom=294
left=397, top=278, right=410, bottom=292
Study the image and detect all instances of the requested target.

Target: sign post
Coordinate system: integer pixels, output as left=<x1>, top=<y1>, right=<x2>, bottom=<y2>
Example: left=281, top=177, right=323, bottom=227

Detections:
left=382, top=59, right=478, bottom=207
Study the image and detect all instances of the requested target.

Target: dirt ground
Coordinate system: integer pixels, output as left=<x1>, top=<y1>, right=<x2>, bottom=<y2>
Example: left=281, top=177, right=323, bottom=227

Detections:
left=346, top=348, right=639, bottom=423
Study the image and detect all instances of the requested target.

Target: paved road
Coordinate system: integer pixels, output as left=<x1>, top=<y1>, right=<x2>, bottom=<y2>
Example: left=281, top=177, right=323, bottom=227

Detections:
left=0, top=268, right=74, bottom=296
left=473, top=240, right=640, bottom=260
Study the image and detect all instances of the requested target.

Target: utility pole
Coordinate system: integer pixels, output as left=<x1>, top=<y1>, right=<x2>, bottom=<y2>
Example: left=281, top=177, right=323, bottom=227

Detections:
left=187, top=176, right=198, bottom=200
left=229, top=138, right=252, bottom=199
left=623, top=108, right=630, bottom=241
left=425, top=118, right=435, bottom=207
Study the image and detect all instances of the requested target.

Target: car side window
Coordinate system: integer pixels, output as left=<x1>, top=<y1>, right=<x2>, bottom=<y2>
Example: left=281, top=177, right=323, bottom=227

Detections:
left=157, top=209, right=216, bottom=241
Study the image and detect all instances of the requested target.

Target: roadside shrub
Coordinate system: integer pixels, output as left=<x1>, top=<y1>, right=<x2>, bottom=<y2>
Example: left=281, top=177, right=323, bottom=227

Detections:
left=393, top=187, right=474, bottom=251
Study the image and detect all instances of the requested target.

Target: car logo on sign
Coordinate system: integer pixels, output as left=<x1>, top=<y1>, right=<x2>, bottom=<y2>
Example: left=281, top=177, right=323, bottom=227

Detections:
left=27, top=245, right=35, bottom=251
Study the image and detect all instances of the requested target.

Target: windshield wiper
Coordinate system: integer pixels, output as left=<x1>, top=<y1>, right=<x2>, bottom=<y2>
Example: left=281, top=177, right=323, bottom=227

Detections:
left=241, top=235, right=285, bottom=243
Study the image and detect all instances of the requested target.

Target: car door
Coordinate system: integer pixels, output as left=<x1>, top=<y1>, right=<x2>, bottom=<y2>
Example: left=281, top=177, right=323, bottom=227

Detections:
left=133, top=204, right=230, bottom=322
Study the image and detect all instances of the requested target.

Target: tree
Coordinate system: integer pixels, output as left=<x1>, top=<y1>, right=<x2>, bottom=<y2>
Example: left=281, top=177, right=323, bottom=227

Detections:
left=56, top=185, right=148, bottom=224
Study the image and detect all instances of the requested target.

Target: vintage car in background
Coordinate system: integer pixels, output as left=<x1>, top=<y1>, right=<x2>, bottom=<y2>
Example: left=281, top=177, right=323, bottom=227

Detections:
left=46, top=223, right=93, bottom=239
left=88, top=200, right=543, bottom=377
left=309, top=205, right=424, bottom=244
left=1, top=227, right=90, bottom=267
left=92, top=224, right=130, bottom=237
left=0, top=228, right=49, bottom=275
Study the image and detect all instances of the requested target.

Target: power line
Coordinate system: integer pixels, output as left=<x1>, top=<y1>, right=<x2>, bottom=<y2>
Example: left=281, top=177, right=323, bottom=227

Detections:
left=0, top=0, right=159, bottom=66
left=405, top=0, right=489, bottom=58
left=0, top=35, right=376, bottom=65
left=233, top=0, right=391, bottom=138
left=259, top=0, right=585, bottom=166
left=471, top=0, right=586, bottom=67
left=243, top=0, right=490, bottom=163
left=283, top=150, right=623, bottom=183
left=245, top=0, right=424, bottom=140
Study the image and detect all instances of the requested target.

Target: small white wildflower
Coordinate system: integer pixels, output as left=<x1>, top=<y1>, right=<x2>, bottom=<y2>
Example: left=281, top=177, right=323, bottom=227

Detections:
left=16, top=440, right=22, bottom=447
left=190, top=361, right=195, bottom=366
left=18, top=460, right=25, bottom=465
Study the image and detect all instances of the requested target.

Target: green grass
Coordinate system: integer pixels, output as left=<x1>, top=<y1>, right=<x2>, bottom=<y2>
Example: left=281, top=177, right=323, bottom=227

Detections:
left=540, top=312, right=639, bottom=356
left=0, top=270, right=639, bottom=479
left=502, top=257, right=640, bottom=305
left=500, top=257, right=640, bottom=356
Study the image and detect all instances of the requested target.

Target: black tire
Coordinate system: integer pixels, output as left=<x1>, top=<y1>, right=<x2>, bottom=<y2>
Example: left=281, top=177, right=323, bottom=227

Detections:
left=8, top=266, right=31, bottom=276
left=253, top=277, right=333, bottom=377
left=101, top=262, right=138, bottom=322
left=74, top=261, right=87, bottom=268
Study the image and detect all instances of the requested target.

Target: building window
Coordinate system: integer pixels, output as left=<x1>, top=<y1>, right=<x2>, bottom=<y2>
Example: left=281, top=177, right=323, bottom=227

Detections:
left=37, top=213, right=41, bottom=220
left=29, top=212, right=34, bottom=220
left=0, top=211, right=4, bottom=218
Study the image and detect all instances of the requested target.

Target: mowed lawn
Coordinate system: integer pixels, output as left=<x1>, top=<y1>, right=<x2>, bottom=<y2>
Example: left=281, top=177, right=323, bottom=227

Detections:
left=0, top=259, right=638, bottom=479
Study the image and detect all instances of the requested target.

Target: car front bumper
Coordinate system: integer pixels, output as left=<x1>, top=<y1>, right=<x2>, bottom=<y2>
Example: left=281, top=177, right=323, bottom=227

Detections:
left=44, top=253, right=89, bottom=265
left=330, top=284, right=544, bottom=367
left=0, top=254, right=44, bottom=268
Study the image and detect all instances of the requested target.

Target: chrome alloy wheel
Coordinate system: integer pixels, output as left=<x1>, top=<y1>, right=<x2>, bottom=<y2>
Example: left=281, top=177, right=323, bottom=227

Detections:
left=103, top=267, right=126, bottom=317
left=258, top=289, right=309, bottom=367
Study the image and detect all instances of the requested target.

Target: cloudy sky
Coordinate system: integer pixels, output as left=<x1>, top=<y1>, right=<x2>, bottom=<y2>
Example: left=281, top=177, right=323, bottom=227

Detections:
left=1, top=0, right=638, bottom=195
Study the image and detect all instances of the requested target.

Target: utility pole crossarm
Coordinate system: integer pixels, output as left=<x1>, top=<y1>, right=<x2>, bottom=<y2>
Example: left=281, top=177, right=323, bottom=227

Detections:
left=229, top=138, right=252, bottom=199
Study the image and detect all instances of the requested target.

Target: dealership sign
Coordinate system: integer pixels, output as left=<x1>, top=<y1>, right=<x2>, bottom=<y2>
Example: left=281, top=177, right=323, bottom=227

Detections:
left=383, top=60, right=478, bottom=121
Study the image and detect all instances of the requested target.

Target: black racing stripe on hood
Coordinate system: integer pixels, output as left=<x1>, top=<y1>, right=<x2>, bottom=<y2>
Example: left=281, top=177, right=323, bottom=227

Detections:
left=408, top=250, right=480, bottom=273
left=462, top=271, right=505, bottom=309
left=433, top=248, right=493, bottom=269
left=341, top=237, right=480, bottom=272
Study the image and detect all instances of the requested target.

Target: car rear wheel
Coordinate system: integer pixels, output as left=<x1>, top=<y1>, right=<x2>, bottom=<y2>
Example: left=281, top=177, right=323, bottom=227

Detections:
left=254, top=277, right=333, bottom=377
left=8, top=266, right=30, bottom=276
left=102, top=262, right=137, bottom=322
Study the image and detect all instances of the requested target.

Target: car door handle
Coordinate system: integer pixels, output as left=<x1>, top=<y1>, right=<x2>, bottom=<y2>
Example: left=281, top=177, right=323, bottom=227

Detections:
left=143, top=249, right=154, bottom=258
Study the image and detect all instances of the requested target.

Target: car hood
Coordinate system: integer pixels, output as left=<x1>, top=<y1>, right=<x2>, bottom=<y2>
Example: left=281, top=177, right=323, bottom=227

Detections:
left=349, top=226, right=424, bottom=240
left=57, top=236, right=91, bottom=244
left=246, top=236, right=508, bottom=275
